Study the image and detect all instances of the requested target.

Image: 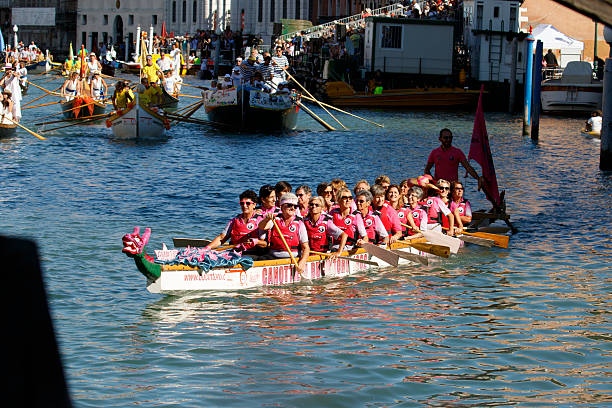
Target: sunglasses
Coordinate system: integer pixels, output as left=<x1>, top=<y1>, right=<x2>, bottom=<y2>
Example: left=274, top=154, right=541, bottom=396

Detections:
left=283, top=204, right=298, bottom=209
left=440, top=186, right=450, bottom=191
left=308, top=203, right=320, bottom=207
left=239, top=201, right=254, bottom=206
left=341, top=196, right=353, bottom=200
left=323, top=190, right=333, bottom=195
left=356, top=199, right=367, bottom=204
left=296, top=193, right=305, bottom=197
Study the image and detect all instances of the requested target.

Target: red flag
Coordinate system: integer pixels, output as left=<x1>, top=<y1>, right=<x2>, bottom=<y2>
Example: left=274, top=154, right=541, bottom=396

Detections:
left=161, top=21, right=168, bottom=38
left=468, top=86, right=501, bottom=206
left=79, top=45, right=86, bottom=79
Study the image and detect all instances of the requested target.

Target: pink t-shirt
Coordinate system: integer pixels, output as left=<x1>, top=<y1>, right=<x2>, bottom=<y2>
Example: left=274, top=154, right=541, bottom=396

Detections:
left=427, top=146, right=467, bottom=182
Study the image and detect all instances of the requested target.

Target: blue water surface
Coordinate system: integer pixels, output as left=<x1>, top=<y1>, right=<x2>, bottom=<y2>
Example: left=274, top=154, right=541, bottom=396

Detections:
left=0, top=75, right=611, bottom=407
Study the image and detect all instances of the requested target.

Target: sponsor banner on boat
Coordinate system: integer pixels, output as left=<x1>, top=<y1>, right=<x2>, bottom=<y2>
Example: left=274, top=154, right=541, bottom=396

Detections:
left=204, top=89, right=238, bottom=107
left=249, top=91, right=293, bottom=110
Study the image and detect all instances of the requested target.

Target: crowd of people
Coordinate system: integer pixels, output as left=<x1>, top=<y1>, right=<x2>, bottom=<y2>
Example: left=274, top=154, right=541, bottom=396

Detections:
left=205, top=128, right=485, bottom=274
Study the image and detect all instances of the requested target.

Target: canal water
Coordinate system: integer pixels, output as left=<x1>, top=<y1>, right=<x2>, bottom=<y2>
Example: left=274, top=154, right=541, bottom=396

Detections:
left=1, top=76, right=610, bottom=407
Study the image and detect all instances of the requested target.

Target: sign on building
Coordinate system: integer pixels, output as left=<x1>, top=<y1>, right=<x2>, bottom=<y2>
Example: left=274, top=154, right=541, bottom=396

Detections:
left=12, top=8, right=56, bottom=26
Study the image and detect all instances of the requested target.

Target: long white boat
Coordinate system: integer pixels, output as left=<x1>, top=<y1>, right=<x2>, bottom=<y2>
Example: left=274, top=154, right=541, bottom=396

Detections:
left=107, top=99, right=170, bottom=140
left=541, top=61, right=602, bottom=113
left=123, top=232, right=438, bottom=295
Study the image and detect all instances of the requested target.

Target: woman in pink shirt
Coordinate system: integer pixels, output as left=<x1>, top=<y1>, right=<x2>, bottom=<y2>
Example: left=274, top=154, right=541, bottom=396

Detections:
left=450, top=181, right=472, bottom=226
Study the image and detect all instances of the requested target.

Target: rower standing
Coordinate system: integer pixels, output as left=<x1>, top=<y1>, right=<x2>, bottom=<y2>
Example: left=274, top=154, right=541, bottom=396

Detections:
left=425, top=128, right=484, bottom=186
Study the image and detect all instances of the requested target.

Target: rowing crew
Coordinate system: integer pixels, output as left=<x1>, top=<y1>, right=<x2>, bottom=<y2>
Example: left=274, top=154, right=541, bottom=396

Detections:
left=61, top=71, right=108, bottom=102
left=204, top=176, right=472, bottom=275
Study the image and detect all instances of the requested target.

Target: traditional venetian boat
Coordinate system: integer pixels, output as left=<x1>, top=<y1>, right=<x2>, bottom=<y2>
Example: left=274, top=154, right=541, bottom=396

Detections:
left=324, top=81, right=482, bottom=109
left=123, top=230, right=436, bottom=294
left=121, top=61, right=142, bottom=74
left=61, top=96, right=107, bottom=120
left=0, top=123, right=17, bottom=138
left=107, top=99, right=170, bottom=140
left=203, top=86, right=299, bottom=131
left=160, top=87, right=179, bottom=111
left=541, top=61, right=602, bottom=114
left=581, top=129, right=601, bottom=139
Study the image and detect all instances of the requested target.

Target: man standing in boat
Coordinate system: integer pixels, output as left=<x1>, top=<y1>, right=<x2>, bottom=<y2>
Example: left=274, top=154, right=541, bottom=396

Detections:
left=424, top=128, right=484, bottom=188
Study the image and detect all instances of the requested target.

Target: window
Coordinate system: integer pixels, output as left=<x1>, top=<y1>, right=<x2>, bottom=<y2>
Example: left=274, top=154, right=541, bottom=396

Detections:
left=192, top=1, right=197, bottom=22
left=182, top=1, right=186, bottom=22
left=82, top=14, right=87, bottom=25
left=509, top=7, right=517, bottom=32
left=128, top=15, right=134, bottom=25
left=381, top=25, right=402, bottom=49
left=476, top=4, right=483, bottom=30
left=283, top=0, right=287, bottom=19
left=493, top=6, right=499, bottom=18
left=172, top=1, right=176, bottom=22
left=258, top=0, right=263, bottom=22
left=82, top=31, right=86, bottom=46
left=270, top=0, right=275, bottom=22
left=295, top=0, right=300, bottom=19
left=102, top=32, right=108, bottom=44
left=103, top=14, right=108, bottom=25
left=152, top=15, right=158, bottom=25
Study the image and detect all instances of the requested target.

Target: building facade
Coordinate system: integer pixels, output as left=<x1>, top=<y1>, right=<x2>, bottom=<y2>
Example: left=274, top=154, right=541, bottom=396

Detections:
left=230, top=0, right=311, bottom=40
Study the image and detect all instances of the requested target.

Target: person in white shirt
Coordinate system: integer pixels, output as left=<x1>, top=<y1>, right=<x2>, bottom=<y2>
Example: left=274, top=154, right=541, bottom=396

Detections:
left=169, top=43, right=182, bottom=77
left=16, top=62, right=28, bottom=88
left=0, top=65, right=22, bottom=122
left=87, top=54, right=102, bottom=82
left=231, top=66, right=242, bottom=86
left=157, top=53, right=172, bottom=73
left=586, top=110, right=602, bottom=133
left=89, top=71, right=107, bottom=100
left=0, top=91, right=14, bottom=124
left=162, top=71, right=182, bottom=95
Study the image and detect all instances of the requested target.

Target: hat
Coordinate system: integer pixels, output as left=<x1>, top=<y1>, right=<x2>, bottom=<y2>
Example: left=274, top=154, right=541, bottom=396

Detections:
left=236, top=57, right=243, bottom=61
left=224, top=74, right=231, bottom=79
left=233, top=66, right=240, bottom=71
left=279, top=193, right=298, bottom=206
left=248, top=56, right=256, bottom=62
left=92, top=70, right=100, bottom=75
left=146, top=55, right=153, bottom=60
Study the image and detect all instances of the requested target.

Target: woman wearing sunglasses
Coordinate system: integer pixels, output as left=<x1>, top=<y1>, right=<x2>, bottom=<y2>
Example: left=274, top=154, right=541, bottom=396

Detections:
left=316, top=182, right=334, bottom=212
left=371, top=184, right=402, bottom=244
left=355, top=190, right=388, bottom=245
left=329, top=187, right=368, bottom=249
left=450, top=181, right=472, bottom=226
left=303, top=196, right=348, bottom=258
left=206, top=190, right=267, bottom=252
left=425, top=179, right=460, bottom=234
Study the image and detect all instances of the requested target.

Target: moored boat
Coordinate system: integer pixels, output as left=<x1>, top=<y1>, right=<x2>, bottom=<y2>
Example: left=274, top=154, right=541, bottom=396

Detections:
left=324, top=81, right=482, bottom=109
left=123, top=229, right=430, bottom=294
left=541, top=61, right=602, bottom=114
left=0, top=123, right=17, bottom=138
left=203, top=85, right=299, bottom=132
left=160, top=87, right=179, bottom=111
left=107, top=99, right=170, bottom=140
left=60, top=96, right=107, bottom=119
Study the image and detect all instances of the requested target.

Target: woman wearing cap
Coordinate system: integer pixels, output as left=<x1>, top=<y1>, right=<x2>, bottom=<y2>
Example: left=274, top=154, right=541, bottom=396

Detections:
left=61, top=71, right=81, bottom=101
left=329, top=187, right=368, bottom=249
left=222, top=74, right=234, bottom=89
left=258, top=193, right=310, bottom=274
left=304, top=196, right=348, bottom=257
left=89, top=71, right=107, bottom=101
left=87, top=53, right=102, bottom=82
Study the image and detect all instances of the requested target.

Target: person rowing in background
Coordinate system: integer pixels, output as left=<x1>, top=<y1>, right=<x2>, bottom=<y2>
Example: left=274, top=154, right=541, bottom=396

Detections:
left=112, top=81, right=134, bottom=110
left=255, top=184, right=278, bottom=219
left=316, top=182, right=334, bottom=212
left=258, top=193, right=310, bottom=275
left=329, top=187, right=368, bottom=249
left=424, top=128, right=485, bottom=187
left=295, top=185, right=312, bottom=217
left=206, top=190, right=267, bottom=254
left=303, top=196, right=348, bottom=258
left=370, top=184, right=402, bottom=244
left=61, top=71, right=82, bottom=101
left=89, top=71, right=107, bottom=101
left=450, top=181, right=472, bottom=226
left=354, top=190, right=389, bottom=245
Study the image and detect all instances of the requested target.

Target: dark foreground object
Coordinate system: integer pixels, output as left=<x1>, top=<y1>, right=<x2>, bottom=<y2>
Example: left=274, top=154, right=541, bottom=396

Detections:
left=2, top=236, right=72, bottom=407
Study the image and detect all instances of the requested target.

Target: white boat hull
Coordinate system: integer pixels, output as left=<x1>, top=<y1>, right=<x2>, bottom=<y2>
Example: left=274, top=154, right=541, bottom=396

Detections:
left=540, top=83, right=602, bottom=113
left=145, top=246, right=425, bottom=294
left=110, top=103, right=166, bottom=140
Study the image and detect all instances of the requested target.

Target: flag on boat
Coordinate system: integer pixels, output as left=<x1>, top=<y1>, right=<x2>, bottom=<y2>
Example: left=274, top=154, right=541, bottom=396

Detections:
left=0, top=29, right=5, bottom=53
left=79, top=44, right=86, bottom=79
left=161, top=21, right=168, bottom=38
left=468, top=85, right=501, bottom=206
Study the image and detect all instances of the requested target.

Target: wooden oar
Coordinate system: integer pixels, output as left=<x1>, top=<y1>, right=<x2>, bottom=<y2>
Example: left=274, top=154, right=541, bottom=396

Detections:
left=421, top=230, right=461, bottom=254
left=442, top=227, right=495, bottom=247
left=473, top=226, right=511, bottom=234
left=181, top=82, right=207, bottom=90
left=22, top=85, right=62, bottom=107
left=39, top=97, right=109, bottom=120
left=172, top=238, right=211, bottom=247
left=461, top=231, right=509, bottom=248
left=390, top=248, right=429, bottom=265
left=26, top=80, right=62, bottom=96
left=173, top=99, right=204, bottom=115
left=300, top=94, right=385, bottom=128
left=9, top=118, right=46, bottom=140
left=360, top=242, right=399, bottom=267
left=310, top=250, right=379, bottom=267
left=282, top=66, right=347, bottom=129
left=407, top=242, right=450, bottom=258
left=177, top=93, right=202, bottom=99
left=272, top=219, right=301, bottom=279
left=296, top=101, right=335, bottom=131
left=22, top=100, right=61, bottom=110
left=40, top=114, right=111, bottom=132
left=35, top=111, right=111, bottom=126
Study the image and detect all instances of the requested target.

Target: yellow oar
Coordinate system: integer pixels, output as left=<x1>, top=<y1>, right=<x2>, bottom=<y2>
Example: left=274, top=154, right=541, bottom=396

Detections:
left=272, top=218, right=301, bottom=279
left=9, top=118, right=46, bottom=140
left=178, top=93, right=202, bottom=99
left=26, top=80, right=62, bottom=96
left=461, top=231, right=509, bottom=248
left=22, top=100, right=62, bottom=110
left=300, top=94, right=384, bottom=128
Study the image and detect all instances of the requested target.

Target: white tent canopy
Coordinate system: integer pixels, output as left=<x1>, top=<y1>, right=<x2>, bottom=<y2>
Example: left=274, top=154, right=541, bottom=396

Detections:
left=532, top=24, right=584, bottom=67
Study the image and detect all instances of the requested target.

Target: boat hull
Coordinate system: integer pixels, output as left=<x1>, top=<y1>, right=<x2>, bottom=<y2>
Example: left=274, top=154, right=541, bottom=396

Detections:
left=0, top=123, right=17, bottom=138
left=540, top=83, right=602, bottom=113
left=204, top=87, right=299, bottom=132
left=61, top=98, right=106, bottom=120
left=161, top=88, right=179, bottom=111
left=109, top=102, right=167, bottom=140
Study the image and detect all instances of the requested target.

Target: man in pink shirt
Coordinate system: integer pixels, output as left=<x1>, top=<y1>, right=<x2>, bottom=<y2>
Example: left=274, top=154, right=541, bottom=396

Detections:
left=425, top=128, right=484, bottom=188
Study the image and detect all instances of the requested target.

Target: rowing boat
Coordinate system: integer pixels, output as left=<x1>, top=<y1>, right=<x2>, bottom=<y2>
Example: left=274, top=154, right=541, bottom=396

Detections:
left=203, top=86, right=299, bottom=132
left=123, top=229, right=433, bottom=294
left=61, top=96, right=106, bottom=119
left=0, top=123, right=17, bottom=138
left=160, top=87, right=179, bottom=111
left=107, top=99, right=169, bottom=140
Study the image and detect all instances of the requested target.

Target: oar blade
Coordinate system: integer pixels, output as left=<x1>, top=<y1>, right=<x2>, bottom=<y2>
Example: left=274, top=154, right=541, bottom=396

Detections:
left=172, top=238, right=211, bottom=248
left=421, top=230, right=461, bottom=254
left=466, top=231, right=509, bottom=248
left=391, top=249, right=429, bottom=266
left=457, top=234, right=495, bottom=247
left=409, top=242, right=450, bottom=258
left=361, top=242, right=399, bottom=267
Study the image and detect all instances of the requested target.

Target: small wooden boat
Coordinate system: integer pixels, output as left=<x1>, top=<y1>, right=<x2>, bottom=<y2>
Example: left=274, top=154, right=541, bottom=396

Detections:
left=101, top=61, right=116, bottom=77
left=124, top=231, right=431, bottom=294
left=0, top=122, right=17, bottom=138
left=107, top=99, right=169, bottom=140
left=60, top=96, right=107, bottom=120
left=160, top=87, right=179, bottom=111
left=122, top=62, right=141, bottom=74
left=581, top=129, right=601, bottom=139
left=325, top=81, right=482, bottom=109
left=203, top=86, right=299, bottom=132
